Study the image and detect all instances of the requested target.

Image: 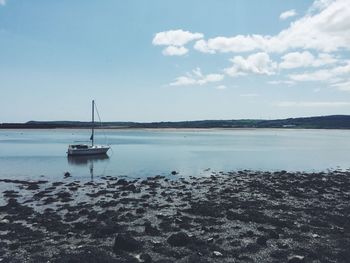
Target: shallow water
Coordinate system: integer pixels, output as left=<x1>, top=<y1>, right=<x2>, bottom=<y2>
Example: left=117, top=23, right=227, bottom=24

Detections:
left=0, top=128, right=350, bottom=181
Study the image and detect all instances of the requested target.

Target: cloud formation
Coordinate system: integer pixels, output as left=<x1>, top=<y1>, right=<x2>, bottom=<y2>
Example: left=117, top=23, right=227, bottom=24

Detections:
left=162, top=46, right=188, bottom=56
left=153, top=0, right=350, bottom=94
left=289, top=62, right=350, bottom=81
left=225, top=52, right=277, bottom=77
left=280, top=9, right=297, bottom=20
left=153, top=29, right=203, bottom=56
left=193, top=0, right=350, bottom=54
left=279, top=51, right=337, bottom=69
left=169, top=68, right=224, bottom=86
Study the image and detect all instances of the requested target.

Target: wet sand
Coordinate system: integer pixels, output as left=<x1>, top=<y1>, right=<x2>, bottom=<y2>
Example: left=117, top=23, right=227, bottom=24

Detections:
left=0, top=170, right=349, bottom=262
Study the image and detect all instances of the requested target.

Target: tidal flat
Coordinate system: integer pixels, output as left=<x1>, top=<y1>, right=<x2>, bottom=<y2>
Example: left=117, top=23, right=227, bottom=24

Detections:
left=0, top=170, right=350, bottom=263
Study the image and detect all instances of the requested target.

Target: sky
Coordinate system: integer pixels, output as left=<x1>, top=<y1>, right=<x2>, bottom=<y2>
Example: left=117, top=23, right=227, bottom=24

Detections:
left=1, top=0, right=350, bottom=122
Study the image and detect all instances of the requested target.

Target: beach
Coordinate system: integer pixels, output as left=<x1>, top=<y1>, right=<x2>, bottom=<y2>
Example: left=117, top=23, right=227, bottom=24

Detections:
left=1, top=170, right=349, bottom=263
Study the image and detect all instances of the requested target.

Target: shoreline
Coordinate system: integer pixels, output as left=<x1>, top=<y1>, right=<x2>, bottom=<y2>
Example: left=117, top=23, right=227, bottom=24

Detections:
left=1, top=170, right=350, bottom=262
left=2, top=127, right=350, bottom=132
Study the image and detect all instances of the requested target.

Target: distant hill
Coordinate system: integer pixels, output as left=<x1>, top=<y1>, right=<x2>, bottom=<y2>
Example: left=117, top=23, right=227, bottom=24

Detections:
left=1, top=115, right=350, bottom=129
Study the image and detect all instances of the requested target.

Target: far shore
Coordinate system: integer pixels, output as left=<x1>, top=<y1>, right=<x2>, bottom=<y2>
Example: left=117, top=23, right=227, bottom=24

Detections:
left=1, top=127, right=350, bottom=132
left=2, top=115, right=350, bottom=130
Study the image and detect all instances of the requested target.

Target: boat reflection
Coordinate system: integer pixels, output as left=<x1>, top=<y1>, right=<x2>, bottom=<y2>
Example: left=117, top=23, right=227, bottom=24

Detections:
left=67, top=154, right=109, bottom=166
left=67, top=154, right=110, bottom=181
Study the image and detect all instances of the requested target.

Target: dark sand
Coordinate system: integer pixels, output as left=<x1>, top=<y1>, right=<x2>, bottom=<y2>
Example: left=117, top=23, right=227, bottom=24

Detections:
left=0, top=170, right=350, bottom=262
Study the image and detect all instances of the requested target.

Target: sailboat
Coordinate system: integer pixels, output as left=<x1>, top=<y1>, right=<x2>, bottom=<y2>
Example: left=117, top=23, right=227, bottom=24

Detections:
left=67, top=100, right=110, bottom=156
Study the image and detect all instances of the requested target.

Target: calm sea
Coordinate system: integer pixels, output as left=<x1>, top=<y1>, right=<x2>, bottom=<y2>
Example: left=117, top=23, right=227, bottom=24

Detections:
left=0, top=129, right=350, bottom=181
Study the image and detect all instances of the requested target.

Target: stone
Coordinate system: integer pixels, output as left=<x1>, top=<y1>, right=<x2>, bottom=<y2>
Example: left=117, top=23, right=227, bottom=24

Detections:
left=144, top=222, right=160, bottom=236
left=213, top=251, right=223, bottom=257
left=288, top=255, right=305, bottom=263
left=167, top=232, right=190, bottom=247
left=113, top=233, right=143, bottom=252
left=257, top=236, right=268, bottom=246
left=268, top=230, right=279, bottom=239
left=123, top=184, right=137, bottom=192
left=116, top=179, right=128, bottom=186
left=139, top=253, right=152, bottom=263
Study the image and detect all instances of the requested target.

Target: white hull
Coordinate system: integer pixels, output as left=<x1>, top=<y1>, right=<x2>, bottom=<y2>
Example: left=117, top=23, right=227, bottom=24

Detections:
left=67, top=145, right=110, bottom=156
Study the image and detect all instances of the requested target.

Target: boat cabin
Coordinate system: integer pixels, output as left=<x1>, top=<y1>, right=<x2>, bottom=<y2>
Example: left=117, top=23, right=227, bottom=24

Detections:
left=69, top=144, right=90, bottom=149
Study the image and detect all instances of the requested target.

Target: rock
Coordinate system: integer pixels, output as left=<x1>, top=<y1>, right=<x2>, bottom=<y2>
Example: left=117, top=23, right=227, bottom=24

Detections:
left=136, top=208, right=146, bottom=214
left=139, top=253, right=152, bottom=263
left=288, top=255, right=305, bottom=263
left=116, top=179, right=128, bottom=186
left=213, top=251, right=223, bottom=257
left=113, top=233, right=143, bottom=252
left=167, top=232, right=190, bottom=247
left=53, top=247, right=119, bottom=263
left=171, top=171, right=178, bottom=175
left=277, top=242, right=289, bottom=249
left=207, top=237, right=214, bottom=243
left=64, top=172, right=71, bottom=178
left=299, top=225, right=310, bottom=232
left=268, top=230, right=279, bottom=239
left=187, top=254, right=209, bottom=263
left=257, top=236, right=268, bottom=246
left=144, top=222, right=160, bottom=236
left=26, top=183, right=40, bottom=190
left=123, top=184, right=137, bottom=192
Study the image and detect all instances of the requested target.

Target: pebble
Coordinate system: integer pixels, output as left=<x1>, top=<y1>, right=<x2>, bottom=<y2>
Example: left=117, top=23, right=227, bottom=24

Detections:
left=213, top=251, right=223, bottom=257
left=288, top=255, right=305, bottom=263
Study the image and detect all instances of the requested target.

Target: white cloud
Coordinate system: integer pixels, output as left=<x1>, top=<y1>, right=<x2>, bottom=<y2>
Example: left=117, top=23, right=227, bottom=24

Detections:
left=289, top=61, right=350, bottom=81
left=169, top=76, right=196, bottom=86
left=214, top=85, right=227, bottom=90
left=331, top=80, right=350, bottom=91
left=310, top=0, right=336, bottom=12
left=199, top=74, right=224, bottom=84
left=277, top=101, right=350, bottom=107
left=225, top=52, right=277, bottom=77
left=0, top=0, right=6, bottom=6
left=280, top=51, right=315, bottom=69
left=194, top=35, right=267, bottom=54
left=153, top=29, right=203, bottom=46
left=194, top=0, right=350, bottom=54
left=153, top=29, right=203, bottom=56
left=279, top=51, right=337, bottom=69
left=162, top=46, right=188, bottom=56
left=280, top=9, right=297, bottom=20
left=170, top=68, right=224, bottom=86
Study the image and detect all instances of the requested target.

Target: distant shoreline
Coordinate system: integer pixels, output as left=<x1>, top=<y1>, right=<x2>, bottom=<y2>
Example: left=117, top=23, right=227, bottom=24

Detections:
left=2, top=115, right=350, bottom=129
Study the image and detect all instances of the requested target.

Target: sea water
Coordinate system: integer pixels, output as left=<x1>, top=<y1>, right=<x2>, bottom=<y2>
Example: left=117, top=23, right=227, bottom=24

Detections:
left=0, top=129, right=350, bottom=181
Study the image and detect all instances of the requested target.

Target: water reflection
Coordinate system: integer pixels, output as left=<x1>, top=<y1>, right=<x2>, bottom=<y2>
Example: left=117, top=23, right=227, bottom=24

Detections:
left=67, top=154, right=110, bottom=180
left=67, top=154, right=109, bottom=166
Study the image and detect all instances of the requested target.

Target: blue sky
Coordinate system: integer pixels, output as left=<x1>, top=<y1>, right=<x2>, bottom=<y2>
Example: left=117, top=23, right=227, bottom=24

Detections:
left=1, top=0, right=350, bottom=122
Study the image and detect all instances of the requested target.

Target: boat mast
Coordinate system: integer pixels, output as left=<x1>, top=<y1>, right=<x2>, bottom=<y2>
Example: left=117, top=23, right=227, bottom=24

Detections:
left=91, top=100, right=95, bottom=146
